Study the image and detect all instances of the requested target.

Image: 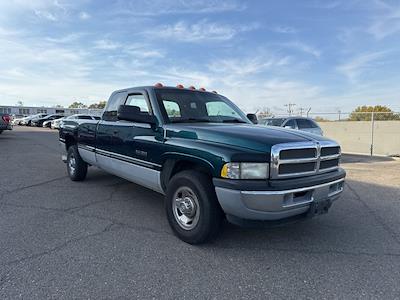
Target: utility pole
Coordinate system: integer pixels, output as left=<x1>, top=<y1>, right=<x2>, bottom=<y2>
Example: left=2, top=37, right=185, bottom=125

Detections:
left=284, top=103, right=296, bottom=116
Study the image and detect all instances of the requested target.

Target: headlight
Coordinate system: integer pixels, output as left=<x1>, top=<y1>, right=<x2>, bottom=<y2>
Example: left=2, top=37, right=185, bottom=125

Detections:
left=221, top=162, right=269, bottom=179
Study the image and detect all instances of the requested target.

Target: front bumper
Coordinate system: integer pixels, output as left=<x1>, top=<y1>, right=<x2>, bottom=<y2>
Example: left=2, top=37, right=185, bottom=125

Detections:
left=214, top=172, right=345, bottom=223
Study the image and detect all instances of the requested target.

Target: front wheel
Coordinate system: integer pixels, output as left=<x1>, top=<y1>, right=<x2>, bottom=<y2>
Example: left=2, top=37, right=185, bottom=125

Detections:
left=165, top=171, right=223, bottom=244
left=67, top=145, right=88, bottom=181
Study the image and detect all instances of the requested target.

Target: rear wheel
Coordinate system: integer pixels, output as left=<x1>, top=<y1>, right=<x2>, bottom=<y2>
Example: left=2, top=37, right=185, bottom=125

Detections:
left=165, top=170, right=223, bottom=244
left=67, top=145, right=88, bottom=181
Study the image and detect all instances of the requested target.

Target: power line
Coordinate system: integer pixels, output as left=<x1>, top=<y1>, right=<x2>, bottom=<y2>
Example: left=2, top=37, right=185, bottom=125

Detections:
left=284, top=103, right=296, bottom=116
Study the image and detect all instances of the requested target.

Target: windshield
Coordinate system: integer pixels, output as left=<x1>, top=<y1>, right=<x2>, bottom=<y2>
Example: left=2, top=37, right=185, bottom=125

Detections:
left=263, top=118, right=285, bottom=126
left=155, top=89, right=249, bottom=124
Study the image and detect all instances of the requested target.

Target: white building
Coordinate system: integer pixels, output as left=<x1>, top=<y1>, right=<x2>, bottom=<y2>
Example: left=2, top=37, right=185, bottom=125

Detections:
left=0, top=105, right=103, bottom=117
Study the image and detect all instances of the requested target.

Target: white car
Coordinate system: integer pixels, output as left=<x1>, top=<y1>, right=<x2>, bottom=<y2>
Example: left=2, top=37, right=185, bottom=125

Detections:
left=51, top=117, right=66, bottom=129
left=11, top=115, right=27, bottom=125
left=259, top=117, right=324, bottom=136
left=52, top=114, right=100, bottom=129
left=20, top=113, right=47, bottom=126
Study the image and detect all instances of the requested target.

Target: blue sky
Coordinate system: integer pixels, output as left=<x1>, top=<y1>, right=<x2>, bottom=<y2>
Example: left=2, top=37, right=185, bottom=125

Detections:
left=0, top=0, right=400, bottom=114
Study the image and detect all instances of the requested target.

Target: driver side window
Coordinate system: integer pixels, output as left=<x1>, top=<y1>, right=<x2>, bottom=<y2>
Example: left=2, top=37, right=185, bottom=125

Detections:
left=125, top=94, right=150, bottom=113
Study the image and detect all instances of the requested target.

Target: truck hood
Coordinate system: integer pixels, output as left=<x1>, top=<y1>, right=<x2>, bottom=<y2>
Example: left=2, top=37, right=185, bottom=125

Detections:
left=165, top=123, right=332, bottom=153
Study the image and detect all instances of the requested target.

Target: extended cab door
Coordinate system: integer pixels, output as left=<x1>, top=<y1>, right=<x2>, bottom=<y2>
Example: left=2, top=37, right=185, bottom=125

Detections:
left=95, top=90, right=163, bottom=192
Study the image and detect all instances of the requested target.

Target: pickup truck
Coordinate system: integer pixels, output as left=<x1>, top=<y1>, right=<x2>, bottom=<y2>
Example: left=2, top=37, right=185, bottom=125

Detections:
left=0, top=113, right=12, bottom=134
left=59, top=84, right=346, bottom=244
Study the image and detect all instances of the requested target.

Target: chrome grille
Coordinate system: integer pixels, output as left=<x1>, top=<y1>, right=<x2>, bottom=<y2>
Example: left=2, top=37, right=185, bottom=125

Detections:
left=270, top=141, right=341, bottom=179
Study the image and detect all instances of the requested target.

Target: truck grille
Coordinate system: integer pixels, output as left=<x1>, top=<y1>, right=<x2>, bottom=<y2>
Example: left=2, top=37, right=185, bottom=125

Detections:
left=270, top=141, right=341, bottom=179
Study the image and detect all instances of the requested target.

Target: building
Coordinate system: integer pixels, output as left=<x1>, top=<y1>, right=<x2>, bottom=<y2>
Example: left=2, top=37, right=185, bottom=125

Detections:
left=0, top=105, right=103, bottom=117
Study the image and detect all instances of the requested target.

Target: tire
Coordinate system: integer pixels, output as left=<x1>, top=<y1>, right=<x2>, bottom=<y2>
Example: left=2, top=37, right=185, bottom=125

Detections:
left=165, top=170, right=223, bottom=244
left=67, top=145, right=88, bottom=181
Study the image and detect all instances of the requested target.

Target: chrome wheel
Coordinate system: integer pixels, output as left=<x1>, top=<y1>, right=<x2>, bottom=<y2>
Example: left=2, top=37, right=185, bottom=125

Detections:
left=172, top=186, right=200, bottom=230
left=68, top=153, right=76, bottom=175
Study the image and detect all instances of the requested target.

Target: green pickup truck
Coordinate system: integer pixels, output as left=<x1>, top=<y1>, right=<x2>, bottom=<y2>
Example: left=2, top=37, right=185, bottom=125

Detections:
left=59, top=84, right=345, bottom=244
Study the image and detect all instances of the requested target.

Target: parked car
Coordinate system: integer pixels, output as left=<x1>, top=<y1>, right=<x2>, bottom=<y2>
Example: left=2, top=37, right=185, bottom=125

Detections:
left=20, top=113, right=47, bottom=126
left=53, top=114, right=100, bottom=129
left=59, top=84, right=345, bottom=244
left=51, top=117, right=66, bottom=129
left=0, top=113, right=12, bottom=134
left=259, top=116, right=323, bottom=136
left=32, top=114, right=64, bottom=127
left=42, top=119, right=53, bottom=128
left=11, top=114, right=27, bottom=125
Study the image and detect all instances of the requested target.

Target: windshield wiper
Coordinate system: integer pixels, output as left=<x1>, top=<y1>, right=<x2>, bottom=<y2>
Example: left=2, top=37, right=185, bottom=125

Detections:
left=171, top=118, right=211, bottom=123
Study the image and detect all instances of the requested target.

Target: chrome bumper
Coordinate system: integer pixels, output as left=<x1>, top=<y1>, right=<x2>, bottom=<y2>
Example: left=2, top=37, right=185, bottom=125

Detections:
left=215, top=178, right=344, bottom=221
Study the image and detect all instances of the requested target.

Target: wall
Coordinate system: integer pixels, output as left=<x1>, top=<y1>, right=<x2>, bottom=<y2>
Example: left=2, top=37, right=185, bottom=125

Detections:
left=320, top=121, right=400, bottom=156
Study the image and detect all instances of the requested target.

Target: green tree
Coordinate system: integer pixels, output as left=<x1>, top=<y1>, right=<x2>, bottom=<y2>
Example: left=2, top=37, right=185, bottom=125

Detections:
left=349, top=105, right=399, bottom=121
left=88, top=101, right=107, bottom=109
left=314, top=116, right=329, bottom=122
left=69, top=101, right=87, bottom=109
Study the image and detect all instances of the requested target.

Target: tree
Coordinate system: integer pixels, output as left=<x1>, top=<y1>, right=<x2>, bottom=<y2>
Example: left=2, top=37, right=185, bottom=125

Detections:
left=69, top=101, right=87, bottom=109
left=314, top=116, right=329, bottom=122
left=257, top=106, right=274, bottom=118
left=88, top=101, right=107, bottom=109
left=349, top=105, right=399, bottom=121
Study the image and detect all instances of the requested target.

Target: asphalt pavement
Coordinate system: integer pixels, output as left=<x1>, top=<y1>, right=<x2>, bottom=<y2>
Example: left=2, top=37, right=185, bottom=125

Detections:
left=1, top=127, right=400, bottom=299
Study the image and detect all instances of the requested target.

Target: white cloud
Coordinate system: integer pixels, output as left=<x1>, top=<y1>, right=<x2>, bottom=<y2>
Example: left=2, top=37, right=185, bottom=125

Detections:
left=368, top=9, right=400, bottom=40
left=79, top=11, right=90, bottom=20
left=208, top=55, right=291, bottom=76
left=271, top=26, right=298, bottom=34
left=282, top=41, right=321, bottom=58
left=111, top=0, right=245, bottom=16
left=93, top=39, right=121, bottom=50
left=33, top=9, right=58, bottom=21
left=146, top=20, right=257, bottom=42
left=337, top=51, right=388, bottom=82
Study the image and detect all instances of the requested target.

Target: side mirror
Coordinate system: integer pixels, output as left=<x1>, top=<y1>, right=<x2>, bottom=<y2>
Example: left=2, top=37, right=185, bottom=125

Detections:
left=117, top=105, right=156, bottom=125
left=247, top=113, right=258, bottom=124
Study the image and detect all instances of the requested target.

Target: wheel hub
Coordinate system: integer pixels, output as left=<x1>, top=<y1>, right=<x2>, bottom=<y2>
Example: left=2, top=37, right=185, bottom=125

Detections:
left=177, top=197, right=196, bottom=217
left=172, top=187, right=200, bottom=230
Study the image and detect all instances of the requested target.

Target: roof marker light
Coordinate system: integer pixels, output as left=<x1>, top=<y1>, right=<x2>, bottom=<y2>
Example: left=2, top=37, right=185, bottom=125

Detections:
left=176, top=84, right=184, bottom=89
left=199, top=87, right=206, bottom=91
left=212, top=90, right=218, bottom=94
left=188, top=86, right=196, bottom=90
left=154, top=82, right=164, bottom=87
